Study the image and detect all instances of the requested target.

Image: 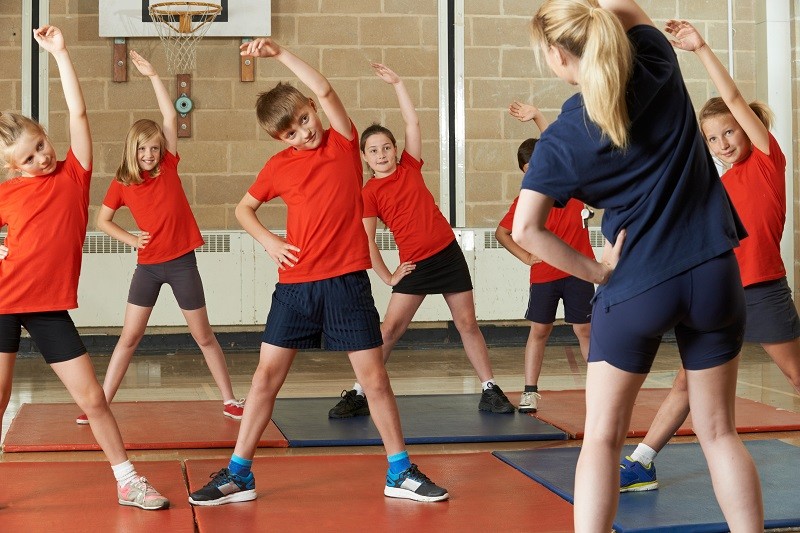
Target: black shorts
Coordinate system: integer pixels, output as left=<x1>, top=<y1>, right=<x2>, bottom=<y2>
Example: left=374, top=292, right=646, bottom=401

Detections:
left=743, top=277, right=800, bottom=343
left=589, top=251, right=745, bottom=374
left=261, top=271, right=383, bottom=352
left=392, top=239, right=473, bottom=295
left=0, top=311, right=87, bottom=364
left=525, top=276, right=594, bottom=324
left=128, top=251, right=206, bottom=310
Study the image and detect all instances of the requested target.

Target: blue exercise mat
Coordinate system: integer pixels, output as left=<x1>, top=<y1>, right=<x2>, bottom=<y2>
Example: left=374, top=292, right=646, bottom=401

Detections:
left=494, top=440, right=800, bottom=532
left=271, top=393, right=567, bottom=447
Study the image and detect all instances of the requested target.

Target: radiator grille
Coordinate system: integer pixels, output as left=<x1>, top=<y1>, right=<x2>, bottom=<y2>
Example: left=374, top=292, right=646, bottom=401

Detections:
left=83, top=234, right=134, bottom=254
left=197, top=233, right=230, bottom=253
left=484, top=231, right=503, bottom=249
left=375, top=231, right=398, bottom=251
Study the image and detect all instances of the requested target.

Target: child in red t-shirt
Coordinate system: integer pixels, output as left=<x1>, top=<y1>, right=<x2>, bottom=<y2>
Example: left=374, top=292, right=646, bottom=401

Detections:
left=496, top=103, right=595, bottom=414
left=0, top=26, right=168, bottom=510
left=188, top=39, right=447, bottom=506
left=621, top=19, right=800, bottom=494
left=79, top=52, right=241, bottom=425
left=327, top=63, right=514, bottom=419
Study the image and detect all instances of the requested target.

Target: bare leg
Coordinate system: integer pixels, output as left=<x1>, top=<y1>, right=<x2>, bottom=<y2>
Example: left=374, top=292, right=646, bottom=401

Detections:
left=349, top=347, right=404, bottom=455
left=51, top=354, right=129, bottom=465
left=0, top=352, right=16, bottom=427
left=183, top=306, right=235, bottom=401
left=232, top=343, right=296, bottom=460
left=443, top=290, right=493, bottom=382
left=761, top=338, right=800, bottom=394
left=572, top=322, right=591, bottom=362
left=686, top=356, right=763, bottom=530
left=525, top=322, right=552, bottom=386
left=379, top=293, right=425, bottom=365
left=102, top=304, right=153, bottom=402
left=574, top=361, right=647, bottom=532
left=640, top=367, right=690, bottom=452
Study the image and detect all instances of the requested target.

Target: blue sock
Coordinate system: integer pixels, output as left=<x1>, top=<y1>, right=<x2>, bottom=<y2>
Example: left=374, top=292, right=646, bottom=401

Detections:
left=387, top=451, right=412, bottom=475
left=228, top=454, right=253, bottom=478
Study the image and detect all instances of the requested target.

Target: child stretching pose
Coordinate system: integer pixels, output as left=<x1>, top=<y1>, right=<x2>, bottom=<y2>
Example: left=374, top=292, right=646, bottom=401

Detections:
left=496, top=101, right=594, bottom=413
left=619, top=19, right=800, bottom=493
left=76, top=51, right=242, bottom=424
left=188, top=38, right=447, bottom=506
left=0, top=26, right=168, bottom=510
left=327, top=63, right=514, bottom=419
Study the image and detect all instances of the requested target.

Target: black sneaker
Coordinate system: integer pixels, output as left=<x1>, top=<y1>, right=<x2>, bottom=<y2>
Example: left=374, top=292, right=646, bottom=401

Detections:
left=188, top=468, right=257, bottom=506
left=384, top=464, right=449, bottom=502
left=478, top=383, right=515, bottom=413
left=328, top=389, right=370, bottom=418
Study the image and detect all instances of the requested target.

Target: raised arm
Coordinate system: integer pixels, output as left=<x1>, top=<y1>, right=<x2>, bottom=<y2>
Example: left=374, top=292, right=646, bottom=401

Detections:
left=33, top=26, right=91, bottom=169
left=665, top=20, right=769, bottom=154
left=509, top=101, right=550, bottom=133
left=130, top=51, right=178, bottom=154
left=235, top=193, right=301, bottom=270
left=240, top=38, right=351, bottom=139
left=597, top=0, right=653, bottom=31
left=372, top=63, right=420, bottom=160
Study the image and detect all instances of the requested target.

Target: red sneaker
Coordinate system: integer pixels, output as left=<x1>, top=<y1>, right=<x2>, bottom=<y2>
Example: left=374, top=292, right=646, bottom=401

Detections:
left=76, top=413, right=89, bottom=425
left=223, top=399, right=245, bottom=420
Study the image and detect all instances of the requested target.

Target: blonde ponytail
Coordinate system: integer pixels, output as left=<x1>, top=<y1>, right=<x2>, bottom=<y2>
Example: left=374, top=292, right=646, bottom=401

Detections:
left=530, top=0, right=633, bottom=149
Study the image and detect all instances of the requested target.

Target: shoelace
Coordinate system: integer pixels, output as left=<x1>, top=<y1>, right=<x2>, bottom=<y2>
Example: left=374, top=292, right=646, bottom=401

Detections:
left=403, top=464, right=432, bottom=484
left=340, top=390, right=359, bottom=406
left=208, top=468, right=233, bottom=486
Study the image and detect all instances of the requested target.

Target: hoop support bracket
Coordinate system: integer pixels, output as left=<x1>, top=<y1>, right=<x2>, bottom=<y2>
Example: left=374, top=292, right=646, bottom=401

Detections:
left=240, top=38, right=254, bottom=82
left=113, top=38, right=127, bottom=82
left=176, top=74, right=192, bottom=138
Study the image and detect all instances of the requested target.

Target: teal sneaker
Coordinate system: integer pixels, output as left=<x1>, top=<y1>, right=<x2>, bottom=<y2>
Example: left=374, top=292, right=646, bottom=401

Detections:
left=620, top=456, right=659, bottom=492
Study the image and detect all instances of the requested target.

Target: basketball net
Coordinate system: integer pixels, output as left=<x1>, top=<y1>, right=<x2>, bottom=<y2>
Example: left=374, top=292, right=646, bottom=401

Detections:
left=149, top=2, right=221, bottom=74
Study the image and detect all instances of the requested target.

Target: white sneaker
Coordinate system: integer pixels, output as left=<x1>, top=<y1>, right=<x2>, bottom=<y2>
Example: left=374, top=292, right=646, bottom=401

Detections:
left=518, top=391, right=541, bottom=413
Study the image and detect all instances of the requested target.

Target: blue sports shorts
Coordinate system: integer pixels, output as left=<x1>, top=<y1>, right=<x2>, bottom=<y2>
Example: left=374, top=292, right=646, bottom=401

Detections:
left=525, top=276, right=594, bottom=325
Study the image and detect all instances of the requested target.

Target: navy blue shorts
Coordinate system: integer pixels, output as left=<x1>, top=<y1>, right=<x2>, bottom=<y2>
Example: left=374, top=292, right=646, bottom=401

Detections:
left=589, top=251, right=745, bottom=374
left=743, top=277, right=800, bottom=343
left=525, top=276, right=594, bottom=324
left=261, top=271, right=383, bottom=352
left=128, top=251, right=206, bottom=310
left=0, top=311, right=87, bottom=364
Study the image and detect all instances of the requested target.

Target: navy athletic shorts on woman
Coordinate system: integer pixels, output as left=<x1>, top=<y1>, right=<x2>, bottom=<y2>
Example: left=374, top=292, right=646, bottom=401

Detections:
left=393, top=239, right=473, bottom=295
left=525, top=276, right=594, bottom=325
left=743, top=276, right=800, bottom=343
left=0, top=311, right=87, bottom=364
left=589, top=251, right=745, bottom=374
left=128, top=251, right=206, bottom=310
left=261, top=271, right=383, bottom=352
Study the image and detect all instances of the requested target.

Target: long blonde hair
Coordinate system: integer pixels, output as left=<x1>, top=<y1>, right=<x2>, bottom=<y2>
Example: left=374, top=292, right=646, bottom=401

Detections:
left=116, top=119, right=167, bottom=185
left=530, top=0, right=633, bottom=149
left=0, top=112, right=47, bottom=177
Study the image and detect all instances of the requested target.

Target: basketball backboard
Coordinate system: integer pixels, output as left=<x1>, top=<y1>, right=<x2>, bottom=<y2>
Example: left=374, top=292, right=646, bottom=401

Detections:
left=99, top=1, right=270, bottom=38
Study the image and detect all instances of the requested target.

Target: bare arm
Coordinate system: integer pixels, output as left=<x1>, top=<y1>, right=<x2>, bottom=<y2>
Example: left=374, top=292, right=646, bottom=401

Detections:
left=508, top=101, right=550, bottom=133
left=372, top=63, right=421, bottom=160
left=240, top=38, right=351, bottom=139
left=665, top=20, right=769, bottom=154
left=512, top=190, right=623, bottom=285
left=130, top=51, right=178, bottom=154
left=597, top=0, right=653, bottom=31
left=495, top=225, right=540, bottom=266
left=34, top=26, right=91, bottom=169
left=363, top=216, right=416, bottom=286
left=235, top=193, right=301, bottom=270
left=96, top=205, right=150, bottom=250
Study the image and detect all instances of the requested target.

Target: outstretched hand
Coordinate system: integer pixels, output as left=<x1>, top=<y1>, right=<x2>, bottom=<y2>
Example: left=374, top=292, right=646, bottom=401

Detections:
left=240, top=38, right=281, bottom=58
left=664, top=20, right=706, bottom=53
left=130, top=50, right=157, bottom=77
left=371, top=63, right=400, bottom=85
left=509, top=101, right=540, bottom=122
left=33, top=25, right=65, bottom=54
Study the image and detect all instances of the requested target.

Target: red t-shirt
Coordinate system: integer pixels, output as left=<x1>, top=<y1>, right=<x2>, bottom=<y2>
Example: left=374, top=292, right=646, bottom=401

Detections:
left=722, top=133, right=786, bottom=287
left=248, top=122, right=371, bottom=283
left=103, top=151, right=204, bottom=265
left=362, top=151, right=454, bottom=263
left=0, top=149, right=91, bottom=313
left=499, top=197, right=594, bottom=284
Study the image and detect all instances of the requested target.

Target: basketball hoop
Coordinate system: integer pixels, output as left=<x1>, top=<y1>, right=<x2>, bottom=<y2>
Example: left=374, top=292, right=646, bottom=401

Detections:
left=149, top=1, right=221, bottom=74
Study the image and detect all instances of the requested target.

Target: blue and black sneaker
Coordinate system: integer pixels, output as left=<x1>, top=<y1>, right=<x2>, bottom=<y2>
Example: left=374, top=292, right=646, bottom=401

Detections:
left=619, top=456, right=658, bottom=492
left=384, top=464, right=449, bottom=502
left=189, top=468, right=257, bottom=506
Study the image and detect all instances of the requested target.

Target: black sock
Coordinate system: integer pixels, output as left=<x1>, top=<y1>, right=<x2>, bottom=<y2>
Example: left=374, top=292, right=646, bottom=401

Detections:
left=524, top=385, right=538, bottom=393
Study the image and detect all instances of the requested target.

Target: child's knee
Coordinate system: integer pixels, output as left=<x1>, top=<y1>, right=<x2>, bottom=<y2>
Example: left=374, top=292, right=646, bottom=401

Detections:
left=530, top=323, right=553, bottom=341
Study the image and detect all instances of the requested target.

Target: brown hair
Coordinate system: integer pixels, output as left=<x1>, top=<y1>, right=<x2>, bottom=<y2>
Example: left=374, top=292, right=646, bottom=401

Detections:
left=698, top=97, right=773, bottom=132
left=360, top=123, right=396, bottom=153
left=0, top=112, right=47, bottom=176
left=116, top=119, right=167, bottom=185
left=255, top=82, right=310, bottom=138
left=517, top=138, right=539, bottom=171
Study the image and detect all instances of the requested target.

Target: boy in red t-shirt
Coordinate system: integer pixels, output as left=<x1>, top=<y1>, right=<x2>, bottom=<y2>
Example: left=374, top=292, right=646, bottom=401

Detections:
left=188, top=38, right=447, bottom=506
left=496, top=102, right=595, bottom=413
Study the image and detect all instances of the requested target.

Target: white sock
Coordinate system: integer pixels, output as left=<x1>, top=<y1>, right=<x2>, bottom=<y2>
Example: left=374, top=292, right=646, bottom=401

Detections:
left=353, top=382, right=364, bottom=397
left=111, top=460, right=137, bottom=485
left=630, top=443, right=657, bottom=466
left=481, top=379, right=496, bottom=391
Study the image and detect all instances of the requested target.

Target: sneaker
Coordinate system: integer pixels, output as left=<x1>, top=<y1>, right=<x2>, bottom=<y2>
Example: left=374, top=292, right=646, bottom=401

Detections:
left=117, top=476, right=170, bottom=510
left=76, top=413, right=89, bottom=425
left=328, top=389, right=369, bottom=419
left=478, top=383, right=515, bottom=414
left=619, top=456, right=659, bottom=492
left=518, top=391, right=542, bottom=413
left=223, top=399, right=246, bottom=420
left=384, top=464, right=449, bottom=502
left=189, top=468, right=257, bottom=506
